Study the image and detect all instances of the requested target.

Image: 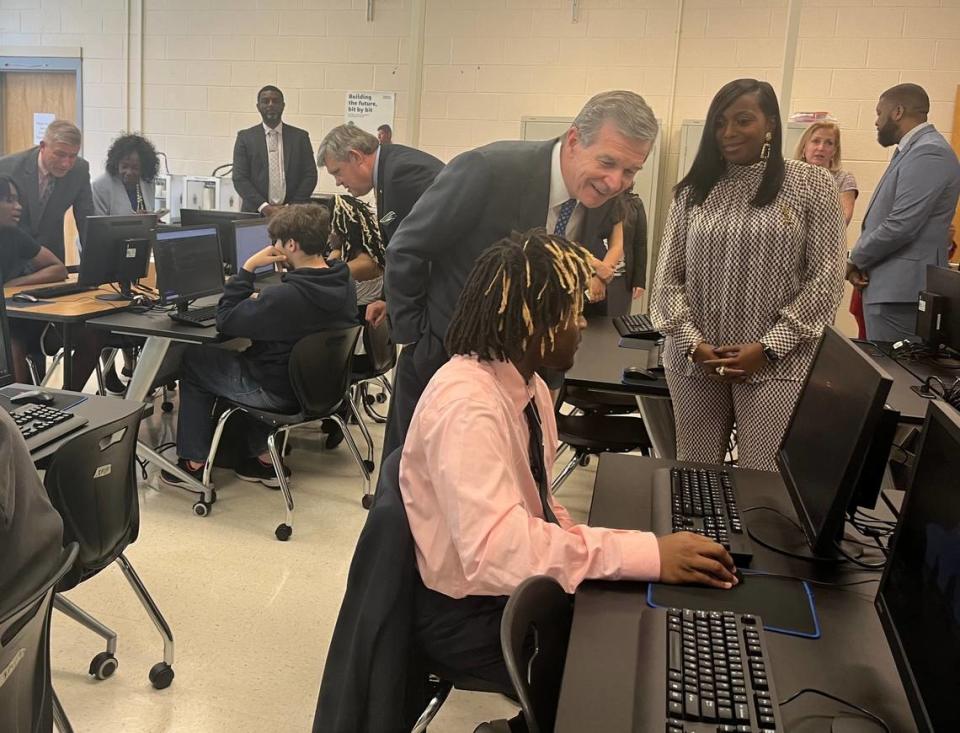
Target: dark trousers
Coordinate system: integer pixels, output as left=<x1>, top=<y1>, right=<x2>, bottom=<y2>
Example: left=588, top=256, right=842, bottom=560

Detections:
left=381, top=332, right=449, bottom=460
left=176, top=345, right=297, bottom=462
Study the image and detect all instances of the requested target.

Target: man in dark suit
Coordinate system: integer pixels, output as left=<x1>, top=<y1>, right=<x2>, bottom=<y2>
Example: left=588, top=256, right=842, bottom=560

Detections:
left=0, top=119, right=94, bottom=263
left=381, top=90, right=659, bottom=457
left=232, top=86, right=318, bottom=216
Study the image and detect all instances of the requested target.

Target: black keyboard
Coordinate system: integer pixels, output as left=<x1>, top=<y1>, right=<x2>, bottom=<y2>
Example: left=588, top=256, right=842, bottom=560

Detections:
left=653, top=467, right=753, bottom=566
left=169, top=305, right=217, bottom=327
left=19, top=283, right=96, bottom=299
left=614, top=313, right=660, bottom=339
left=636, top=608, right=783, bottom=732
left=8, top=403, right=89, bottom=452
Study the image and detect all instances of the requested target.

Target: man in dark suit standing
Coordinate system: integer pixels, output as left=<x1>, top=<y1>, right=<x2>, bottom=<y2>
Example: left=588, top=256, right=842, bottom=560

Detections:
left=381, top=90, right=659, bottom=457
left=232, top=86, right=318, bottom=216
left=0, top=119, right=94, bottom=263
left=318, top=123, right=444, bottom=326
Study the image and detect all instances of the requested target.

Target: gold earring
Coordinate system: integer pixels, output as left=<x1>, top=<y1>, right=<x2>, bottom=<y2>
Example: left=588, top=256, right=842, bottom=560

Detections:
left=760, top=132, right=772, bottom=161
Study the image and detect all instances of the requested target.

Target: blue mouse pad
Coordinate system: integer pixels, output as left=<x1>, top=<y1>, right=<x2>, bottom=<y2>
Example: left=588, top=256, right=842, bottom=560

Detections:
left=646, top=570, right=820, bottom=639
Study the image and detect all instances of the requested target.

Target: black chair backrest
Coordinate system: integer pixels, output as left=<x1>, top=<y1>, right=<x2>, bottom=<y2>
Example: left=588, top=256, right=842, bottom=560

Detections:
left=500, top=575, right=574, bottom=733
left=288, top=326, right=362, bottom=418
left=0, top=543, right=77, bottom=733
left=360, top=320, right=396, bottom=377
left=42, top=408, right=144, bottom=591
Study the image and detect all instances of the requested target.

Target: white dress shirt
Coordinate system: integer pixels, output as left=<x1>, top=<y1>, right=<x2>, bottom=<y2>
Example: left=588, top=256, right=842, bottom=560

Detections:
left=258, top=121, right=285, bottom=213
left=895, top=121, right=932, bottom=153
left=544, top=140, right=583, bottom=240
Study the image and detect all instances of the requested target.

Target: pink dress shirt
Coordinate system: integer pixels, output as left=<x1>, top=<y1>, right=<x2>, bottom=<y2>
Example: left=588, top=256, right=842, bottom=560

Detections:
left=400, top=354, right=661, bottom=598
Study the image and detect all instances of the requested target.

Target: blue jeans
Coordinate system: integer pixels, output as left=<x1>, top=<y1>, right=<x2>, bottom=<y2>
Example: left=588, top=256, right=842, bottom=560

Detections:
left=176, top=345, right=298, bottom=462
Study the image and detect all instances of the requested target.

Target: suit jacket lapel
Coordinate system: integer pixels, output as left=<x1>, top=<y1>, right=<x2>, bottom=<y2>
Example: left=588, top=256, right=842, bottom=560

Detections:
left=281, top=124, right=294, bottom=182
left=22, top=150, right=43, bottom=220
left=862, top=126, right=934, bottom=226
left=375, top=145, right=388, bottom=214
left=518, top=139, right=554, bottom=230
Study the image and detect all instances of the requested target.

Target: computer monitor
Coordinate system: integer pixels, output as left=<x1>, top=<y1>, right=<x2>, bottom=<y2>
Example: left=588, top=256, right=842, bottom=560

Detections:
left=153, top=226, right=224, bottom=311
left=776, top=325, right=894, bottom=557
left=179, top=209, right=260, bottom=271
left=875, top=400, right=960, bottom=733
left=80, top=215, right=157, bottom=299
left=923, top=265, right=960, bottom=354
left=232, top=219, right=274, bottom=278
left=0, top=291, right=15, bottom=388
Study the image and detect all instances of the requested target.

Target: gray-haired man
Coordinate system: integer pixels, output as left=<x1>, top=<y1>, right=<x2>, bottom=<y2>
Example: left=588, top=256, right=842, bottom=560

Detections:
left=382, top=89, right=659, bottom=458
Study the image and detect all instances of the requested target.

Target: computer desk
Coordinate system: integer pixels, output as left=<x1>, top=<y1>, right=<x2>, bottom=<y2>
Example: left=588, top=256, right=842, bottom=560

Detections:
left=566, top=318, right=676, bottom=458
left=852, top=341, right=932, bottom=424
left=3, top=276, right=134, bottom=389
left=554, top=453, right=915, bottom=733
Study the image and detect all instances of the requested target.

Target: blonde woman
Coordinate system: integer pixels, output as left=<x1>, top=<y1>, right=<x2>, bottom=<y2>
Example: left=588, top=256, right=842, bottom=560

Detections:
left=795, top=121, right=862, bottom=336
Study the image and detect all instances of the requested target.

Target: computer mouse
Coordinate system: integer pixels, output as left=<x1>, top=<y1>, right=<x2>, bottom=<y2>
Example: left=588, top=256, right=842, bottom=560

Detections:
left=733, top=568, right=745, bottom=586
left=12, top=292, right=39, bottom=303
left=622, top=366, right=658, bottom=382
left=10, top=389, right=56, bottom=406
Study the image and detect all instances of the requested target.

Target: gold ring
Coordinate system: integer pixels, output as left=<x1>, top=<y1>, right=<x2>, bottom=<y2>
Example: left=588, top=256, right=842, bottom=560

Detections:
left=717, top=366, right=726, bottom=376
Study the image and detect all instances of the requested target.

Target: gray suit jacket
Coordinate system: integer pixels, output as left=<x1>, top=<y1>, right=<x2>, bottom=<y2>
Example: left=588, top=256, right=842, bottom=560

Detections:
left=91, top=173, right=156, bottom=216
left=0, top=146, right=94, bottom=264
left=384, top=139, right=615, bottom=345
left=850, top=124, right=960, bottom=305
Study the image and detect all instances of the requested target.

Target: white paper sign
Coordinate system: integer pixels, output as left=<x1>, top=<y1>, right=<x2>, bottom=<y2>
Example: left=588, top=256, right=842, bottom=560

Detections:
left=33, top=113, right=55, bottom=145
left=344, top=92, right=395, bottom=136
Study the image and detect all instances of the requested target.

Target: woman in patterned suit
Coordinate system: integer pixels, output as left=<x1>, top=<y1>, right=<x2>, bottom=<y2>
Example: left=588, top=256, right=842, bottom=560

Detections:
left=651, top=79, right=846, bottom=471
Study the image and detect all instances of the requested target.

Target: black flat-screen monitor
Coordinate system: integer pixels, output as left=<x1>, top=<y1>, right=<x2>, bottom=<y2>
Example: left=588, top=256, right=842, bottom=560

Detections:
left=0, top=290, right=14, bottom=388
left=924, top=265, right=960, bottom=354
left=233, top=219, right=274, bottom=278
left=179, top=209, right=260, bottom=270
left=80, top=215, right=157, bottom=298
left=776, top=325, right=894, bottom=557
left=875, top=401, right=960, bottom=733
left=153, top=226, right=224, bottom=308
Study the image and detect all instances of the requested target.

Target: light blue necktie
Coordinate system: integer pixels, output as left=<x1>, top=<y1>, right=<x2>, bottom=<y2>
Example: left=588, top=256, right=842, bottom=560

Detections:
left=554, top=198, right=577, bottom=237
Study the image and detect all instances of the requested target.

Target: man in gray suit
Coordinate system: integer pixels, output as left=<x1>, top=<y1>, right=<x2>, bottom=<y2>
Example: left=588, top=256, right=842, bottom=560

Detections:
left=0, top=120, right=94, bottom=264
left=848, top=84, right=960, bottom=343
left=382, top=90, right=659, bottom=457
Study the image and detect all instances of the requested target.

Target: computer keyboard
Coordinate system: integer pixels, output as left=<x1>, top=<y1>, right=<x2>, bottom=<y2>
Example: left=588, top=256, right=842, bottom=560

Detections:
left=647, top=608, right=784, bottom=732
left=614, top=313, right=660, bottom=339
left=169, top=305, right=218, bottom=327
left=653, top=467, right=753, bottom=566
left=19, top=283, right=97, bottom=299
left=8, top=403, right=89, bottom=452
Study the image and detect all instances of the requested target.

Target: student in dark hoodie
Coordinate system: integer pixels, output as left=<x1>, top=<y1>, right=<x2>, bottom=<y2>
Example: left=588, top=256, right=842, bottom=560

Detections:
left=162, top=204, right=358, bottom=488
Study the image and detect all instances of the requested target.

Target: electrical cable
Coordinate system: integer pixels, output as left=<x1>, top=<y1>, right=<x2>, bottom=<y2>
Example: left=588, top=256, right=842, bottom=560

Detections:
left=833, top=541, right=886, bottom=570
left=779, top=688, right=890, bottom=732
left=748, top=570, right=880, bottom=591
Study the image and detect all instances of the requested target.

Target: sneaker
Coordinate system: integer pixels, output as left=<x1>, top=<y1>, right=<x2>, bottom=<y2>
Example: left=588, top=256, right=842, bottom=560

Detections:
left=322, top=418, right=345, bottom=450
left=235, top=456, right=291, bottom=489
left=160, top=458, right=207, bottom=487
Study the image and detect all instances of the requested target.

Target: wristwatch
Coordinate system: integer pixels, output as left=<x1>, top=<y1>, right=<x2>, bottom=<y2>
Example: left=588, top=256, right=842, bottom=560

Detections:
left=762, top=344, right=779, bottom=363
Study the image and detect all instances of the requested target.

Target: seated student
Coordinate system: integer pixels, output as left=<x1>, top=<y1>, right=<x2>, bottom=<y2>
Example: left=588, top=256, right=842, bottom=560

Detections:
left=401, top=230, right=738, bottom=702
left=0, top=174, right=68, bottom=383
left=161, top=204, right=358, bottom=488
left=326, top=194, right=385, bottom=321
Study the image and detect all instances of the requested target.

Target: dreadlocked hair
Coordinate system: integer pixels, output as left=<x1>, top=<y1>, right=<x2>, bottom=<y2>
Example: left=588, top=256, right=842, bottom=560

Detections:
left=445, top=229, right=594, bottom=363
left=329, top=194, right=386, bottom=269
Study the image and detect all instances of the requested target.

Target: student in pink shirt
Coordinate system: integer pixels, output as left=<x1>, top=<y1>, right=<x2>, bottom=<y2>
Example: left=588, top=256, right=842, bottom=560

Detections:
left=399, top=230, right=737, bottom=704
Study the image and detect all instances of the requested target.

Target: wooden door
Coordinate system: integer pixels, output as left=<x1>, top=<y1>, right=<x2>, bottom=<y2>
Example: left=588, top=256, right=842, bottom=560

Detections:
left=0, top=70, right=80, bottom=265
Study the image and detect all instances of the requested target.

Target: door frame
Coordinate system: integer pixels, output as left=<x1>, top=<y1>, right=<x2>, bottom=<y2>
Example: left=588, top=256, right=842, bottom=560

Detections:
left=0, top=54, right=83, bottom=154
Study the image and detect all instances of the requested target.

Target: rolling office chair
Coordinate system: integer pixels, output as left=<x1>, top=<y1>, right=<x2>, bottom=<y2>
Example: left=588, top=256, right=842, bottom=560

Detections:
left=350, top=317, right=396, bottom=426
left=551, top=411, right=650, bottom=493
left=201, top=326, right=373, bottom=539
left=0, top=543, right=78, bottom=733
left=43, top=408, right=176, bottom=691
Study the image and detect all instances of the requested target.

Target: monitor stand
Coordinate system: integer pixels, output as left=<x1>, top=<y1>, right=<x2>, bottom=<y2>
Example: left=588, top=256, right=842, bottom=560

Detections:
left=95, top=280, right=135, bottom=302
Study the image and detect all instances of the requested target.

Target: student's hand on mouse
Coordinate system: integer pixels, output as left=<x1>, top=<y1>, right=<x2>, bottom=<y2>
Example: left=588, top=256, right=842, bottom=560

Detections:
left=243, top=245, right=287, bottom=273
left=657, top=532, right=738, bottom=589
left=703, top=342, right=766, bottom=382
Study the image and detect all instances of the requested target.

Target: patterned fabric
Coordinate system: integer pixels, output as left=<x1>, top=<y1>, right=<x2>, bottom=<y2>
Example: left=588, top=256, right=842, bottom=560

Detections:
left=267, top=129, right=285, bottom=205
left=832, top=169, right=858, bottom=196
left=665, top=370, right=803, bottom=472
left=38, top=173, right=55, bottom=211
left=554, top=197, right=576, bottom=236
left=651, top=159, right=846, bottom=384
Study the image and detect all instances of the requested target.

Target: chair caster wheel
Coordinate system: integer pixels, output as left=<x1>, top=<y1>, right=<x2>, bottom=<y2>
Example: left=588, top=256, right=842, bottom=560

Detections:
left=193, top=501, right=211, bottom=517
left=275, top=523, right=292, bottom=541
left=362, top=459, right=375, bottom=472
left=161, top=401, right=174, bottom=413
left=149, top=662, right=174, bottom=690
left=361, top=494, right=374, bottom=510
left=578, top=455, right=591, bottom=467
left=89, top=651, right=118, bottom=680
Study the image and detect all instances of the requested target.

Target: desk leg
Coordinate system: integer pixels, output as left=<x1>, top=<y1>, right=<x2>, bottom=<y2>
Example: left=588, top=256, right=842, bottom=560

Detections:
left=127, top=336, right=171, bottom=403
left=636, top=395, right=677, bottom=459
left=61, top=322, right=74, bottom=390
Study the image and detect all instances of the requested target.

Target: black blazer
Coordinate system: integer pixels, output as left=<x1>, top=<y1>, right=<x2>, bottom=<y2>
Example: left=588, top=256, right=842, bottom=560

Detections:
left=0, top=146, right=94, bottom=263
left=374, top=144, right=444, bottom=244
left=384, top=138, right=614, bottom=345
left=231, top=123, right=318, bottom=213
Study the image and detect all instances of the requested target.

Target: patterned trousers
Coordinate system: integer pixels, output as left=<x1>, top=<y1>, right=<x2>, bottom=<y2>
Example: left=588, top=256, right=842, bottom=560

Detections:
left=664, top=371, right=803, bottom=472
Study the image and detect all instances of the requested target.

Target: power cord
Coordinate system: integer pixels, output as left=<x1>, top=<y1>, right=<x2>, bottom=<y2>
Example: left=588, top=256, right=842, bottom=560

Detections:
left=833, top=540, right=886, bottom=570
left=749, top=570, right=880, bottom=591
left=914, top=375, right=960, bottom=408
left=779, top=688, right=890, bottom=732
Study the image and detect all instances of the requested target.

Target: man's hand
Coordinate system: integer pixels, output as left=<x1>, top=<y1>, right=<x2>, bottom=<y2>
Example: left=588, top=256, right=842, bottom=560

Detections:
left=593, top=258, right=615, bottom=282
left=702, top=342, right=767, bottom=382
left=365, top=299, right=387, bottom=328
left=243, top=245, right=286, bottom=273
left=658, top=532, right=738, bottom=589
left=588, top=276, right=607, bottom=303
left=846, top=262, right=869, bottom=290
left=262, top=204, right=285, bottom=218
